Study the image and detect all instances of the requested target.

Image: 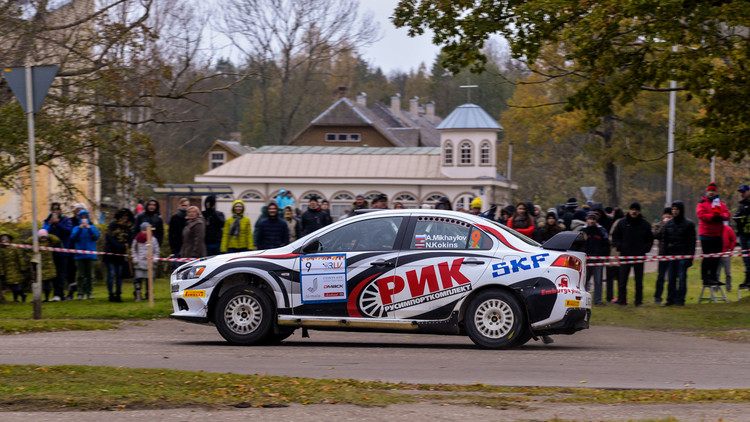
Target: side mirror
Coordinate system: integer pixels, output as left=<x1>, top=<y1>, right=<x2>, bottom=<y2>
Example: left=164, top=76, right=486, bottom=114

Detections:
left=301, top=238, right=321, bottom=254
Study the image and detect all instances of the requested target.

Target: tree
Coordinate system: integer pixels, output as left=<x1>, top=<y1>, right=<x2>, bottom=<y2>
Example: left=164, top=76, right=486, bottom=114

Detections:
left=393, top=0, right=750, bottom=161
left=0, top=0, right=240, bottom=206
left=218, top=0, right=380, bottom=144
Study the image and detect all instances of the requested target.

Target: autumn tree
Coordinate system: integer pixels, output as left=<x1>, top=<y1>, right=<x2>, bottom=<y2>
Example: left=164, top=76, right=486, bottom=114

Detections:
left=218, top=0, right=380, bottom=144
left=393, top=0, right=750, bottom=162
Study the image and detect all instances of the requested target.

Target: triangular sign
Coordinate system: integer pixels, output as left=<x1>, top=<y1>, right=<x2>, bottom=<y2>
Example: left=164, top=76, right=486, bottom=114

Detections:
left=580, top=186, right=596, bottom=202
left=2, top=65, right=59, bottom=114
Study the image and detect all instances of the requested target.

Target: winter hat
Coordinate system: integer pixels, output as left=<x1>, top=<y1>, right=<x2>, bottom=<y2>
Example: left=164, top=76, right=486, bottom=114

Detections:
left=470, top=197, right=482, bottom=209
left=356, top=193, right=365, bottom=199
left=566, top=198, right=578, bottom=208
left=546, top=211, right=557, bottom=219
left=140, top=222, right=151, bottom=231
left=662, top=207, right=672, bottom=216
left=629, top=202, right=641, bottom=211
left=738, top=184, right=750, bottom=193
left=706, top=182, right=718, bottom=192
left=586, top=212, right=598, bottom=220
left=372, top=194, right=388, bottom=204
left=205, top=195, right=216, bottom=207
left=37, top=229, right=49, bottom=238
left=73, top=202, right=87, bottom=211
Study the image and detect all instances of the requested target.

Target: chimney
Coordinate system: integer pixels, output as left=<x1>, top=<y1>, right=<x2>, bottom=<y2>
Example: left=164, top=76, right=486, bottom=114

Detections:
left=229, top=132, right=242, bottom=143
left=409, top=97, right=419, bottom=116
left=390, top=94, right=401, bottom=115
left=425, top=102, right=436, bottom=123
left=356, top=92, right=367, bottom=106
left=337, top=86, right=348, bottom=99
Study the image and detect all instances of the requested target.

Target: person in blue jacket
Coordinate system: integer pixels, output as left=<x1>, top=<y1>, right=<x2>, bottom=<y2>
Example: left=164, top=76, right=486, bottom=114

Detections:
left=70, top=210, right=100, bottom=300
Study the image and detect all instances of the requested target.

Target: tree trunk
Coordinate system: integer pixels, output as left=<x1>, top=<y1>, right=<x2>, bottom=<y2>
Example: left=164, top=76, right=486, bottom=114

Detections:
left=599, top=116, right=619, bottom=206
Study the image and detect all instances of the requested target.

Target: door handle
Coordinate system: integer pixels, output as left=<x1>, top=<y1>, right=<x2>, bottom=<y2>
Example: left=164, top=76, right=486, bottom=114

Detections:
left=462, top=258, right=485, bottom=265
left=370, top=259, right=395, bottom=267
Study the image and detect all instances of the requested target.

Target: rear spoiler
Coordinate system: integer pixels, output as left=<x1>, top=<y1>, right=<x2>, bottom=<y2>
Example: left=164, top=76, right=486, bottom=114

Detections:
left=541, top=231, right=585, bottom=252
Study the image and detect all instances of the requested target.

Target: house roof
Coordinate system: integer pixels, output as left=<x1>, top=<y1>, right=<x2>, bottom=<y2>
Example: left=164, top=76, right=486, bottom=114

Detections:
left=204, top=145, right=447, bottom=179
left=213, top=140, right=253, bottom=156
left=293, top=98, right=442, bottom=147
left=437, top=103, right=503, bottom=130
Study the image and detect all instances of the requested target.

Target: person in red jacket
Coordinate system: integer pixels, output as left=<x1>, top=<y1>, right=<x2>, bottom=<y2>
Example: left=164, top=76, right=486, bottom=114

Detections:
left=696, top=182, right=731, bottom=286
left=719, top=222, right=737, bottom=291
left=507, top=202, right=535, bottom=238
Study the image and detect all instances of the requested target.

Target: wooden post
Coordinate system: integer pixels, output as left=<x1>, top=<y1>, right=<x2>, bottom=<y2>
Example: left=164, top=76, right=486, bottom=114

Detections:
left=147, top=225, right=154, bottom=308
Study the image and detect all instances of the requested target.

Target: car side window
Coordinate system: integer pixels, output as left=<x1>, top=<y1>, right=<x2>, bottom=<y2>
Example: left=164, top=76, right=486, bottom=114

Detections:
left=317, top=217, right=403, bottom=252
left=410, top=217, right=492, bottom=250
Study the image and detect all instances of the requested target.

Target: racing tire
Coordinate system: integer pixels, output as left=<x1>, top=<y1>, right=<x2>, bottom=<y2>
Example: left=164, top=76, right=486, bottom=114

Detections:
left=465, top=289, right=525, bottom=349
left=214, top=285, right=274, bottom=345
left=265, top=328, right=296, bottom=344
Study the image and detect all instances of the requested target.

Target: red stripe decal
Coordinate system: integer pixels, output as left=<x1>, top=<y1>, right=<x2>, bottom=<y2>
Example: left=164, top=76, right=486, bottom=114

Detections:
left=476, top=224, right=526, bottom=253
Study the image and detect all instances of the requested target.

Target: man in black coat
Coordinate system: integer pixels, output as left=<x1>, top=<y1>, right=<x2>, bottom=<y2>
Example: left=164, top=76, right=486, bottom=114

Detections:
left=300, top=196, right=332, bottom=237
left=662, top=200, right=696, bottom=306
left=202, top=195, right=225, bottom=256
left=611, top=202, right=654, bottom=306
left=133, top=198, right=164, bottom=246
left=255, top=202, right=290, bottom=250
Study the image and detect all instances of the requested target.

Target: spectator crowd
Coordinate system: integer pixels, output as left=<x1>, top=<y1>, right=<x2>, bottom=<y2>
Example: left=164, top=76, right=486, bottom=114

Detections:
left=1, top=182, right=749, bottom=306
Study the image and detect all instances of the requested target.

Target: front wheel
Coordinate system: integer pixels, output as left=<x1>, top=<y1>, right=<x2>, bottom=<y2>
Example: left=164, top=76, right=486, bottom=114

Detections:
left=214, top=285, right=273, bottom=345
left=465, top=290, right=525, bottom=349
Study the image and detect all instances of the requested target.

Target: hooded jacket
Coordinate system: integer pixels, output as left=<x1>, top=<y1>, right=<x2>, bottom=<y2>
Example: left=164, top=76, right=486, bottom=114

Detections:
left=202, top=195, right=225, bottom=245
left=134, top=198, right=164, bottom=246
left=221, top=200, right=254, bottom=252
left=696, top=194, right=730, bottom=237
left=70, top=210, right=100, bottom=260
left=0, top=235, right=28, bottom=286
left=662, top=201, right=696, bottom=256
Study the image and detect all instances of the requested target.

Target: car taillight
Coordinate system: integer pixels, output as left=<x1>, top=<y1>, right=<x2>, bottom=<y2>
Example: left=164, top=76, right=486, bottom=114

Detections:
left=551, top=255, right=582, bottom=272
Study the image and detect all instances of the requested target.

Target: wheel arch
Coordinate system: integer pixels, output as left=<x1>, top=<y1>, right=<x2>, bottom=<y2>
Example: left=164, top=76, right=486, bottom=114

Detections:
left=458, top=283, right=530, bottom=332
left=207, top=271, right=279, bottom=324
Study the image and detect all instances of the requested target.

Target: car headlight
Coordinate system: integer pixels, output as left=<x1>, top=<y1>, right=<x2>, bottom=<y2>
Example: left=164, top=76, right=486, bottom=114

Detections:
left=178, top=266, right=206, bottom=280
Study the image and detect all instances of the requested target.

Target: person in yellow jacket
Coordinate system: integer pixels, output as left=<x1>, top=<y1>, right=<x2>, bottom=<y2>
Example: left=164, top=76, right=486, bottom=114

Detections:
left=221, top=200, right=254, bottom=253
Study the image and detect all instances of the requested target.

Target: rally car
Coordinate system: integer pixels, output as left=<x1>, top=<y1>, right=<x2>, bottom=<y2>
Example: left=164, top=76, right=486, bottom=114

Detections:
left=170, top=209, right=590, bottom=349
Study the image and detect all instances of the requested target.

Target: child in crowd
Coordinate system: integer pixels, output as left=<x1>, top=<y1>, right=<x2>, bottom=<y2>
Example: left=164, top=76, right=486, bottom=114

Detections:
left=0, top=233, right=28, bottom=302
left=26, top=229, right=60, bottom=302
left=132, top=222, right=159, bottom=302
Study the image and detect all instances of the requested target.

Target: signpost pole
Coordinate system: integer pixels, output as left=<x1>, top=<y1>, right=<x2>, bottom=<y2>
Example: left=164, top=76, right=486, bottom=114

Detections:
left=25, top=66, right=42, bottom=319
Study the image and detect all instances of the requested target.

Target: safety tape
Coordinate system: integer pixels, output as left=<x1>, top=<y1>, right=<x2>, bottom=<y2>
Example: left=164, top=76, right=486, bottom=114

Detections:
left=0, top=242, right=198, bottom=263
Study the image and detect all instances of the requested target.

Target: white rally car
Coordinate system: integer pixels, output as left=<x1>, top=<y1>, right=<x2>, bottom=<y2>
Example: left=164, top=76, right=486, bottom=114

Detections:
left=171, top=209, right=590, bottom=349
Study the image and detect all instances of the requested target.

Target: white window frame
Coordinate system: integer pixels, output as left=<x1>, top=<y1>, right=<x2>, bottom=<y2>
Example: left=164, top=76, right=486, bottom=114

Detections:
left=443, top=140, right=454, bottom=166
left=480, top=140, right=492, bottom=166
left=209, top=151, right=226, bottom=169
left=325, top=133, right=362, bottom=143
left=459, top=141, right=473, bottom=165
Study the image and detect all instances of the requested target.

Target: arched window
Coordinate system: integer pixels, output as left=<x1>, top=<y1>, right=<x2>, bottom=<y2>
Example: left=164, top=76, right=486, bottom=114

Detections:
left=215, top=193, right=233, bottom=201
left=480, top=140, right=492, bottom=165
left=454, top=193, right=475, bottom=211
left=239, top=191, right=263, bottom=202
left=330, top=191, right=355, bottom=220
left=443, top=140, right=453, bottom=165
left=364, top=191, right=383, bottom=201
left=423, top=193, right=449, bottom=208
left=459, top=141, right=473, bottom=165
left=392, top=192, right=418, bottom=208
left=299, top=191, right=326, bottom=212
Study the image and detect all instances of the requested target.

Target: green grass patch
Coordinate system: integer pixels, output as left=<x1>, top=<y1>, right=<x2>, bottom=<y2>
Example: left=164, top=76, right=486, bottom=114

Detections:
left=0, top=365, right=747, bottom=411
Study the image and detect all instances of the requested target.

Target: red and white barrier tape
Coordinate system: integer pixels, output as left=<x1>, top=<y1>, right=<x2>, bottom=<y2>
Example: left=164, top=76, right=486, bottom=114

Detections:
left=0, top=242, right=198, bottom=263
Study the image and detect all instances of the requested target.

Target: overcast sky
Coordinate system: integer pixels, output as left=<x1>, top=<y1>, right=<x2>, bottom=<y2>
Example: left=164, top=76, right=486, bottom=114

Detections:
left=358, top=0, right=441, bottom=74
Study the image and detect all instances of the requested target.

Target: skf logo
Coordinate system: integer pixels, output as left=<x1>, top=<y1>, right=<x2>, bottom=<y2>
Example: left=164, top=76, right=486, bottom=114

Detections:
left=377, top=258, right=471, bottom=305
left=492, top=253, right=549, bottom=278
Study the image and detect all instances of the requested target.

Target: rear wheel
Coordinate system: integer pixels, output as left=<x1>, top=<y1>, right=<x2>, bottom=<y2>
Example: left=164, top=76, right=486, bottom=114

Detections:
left=465, top=290, right=525, bottom=349
left=214, top=285, right=273, bottom=345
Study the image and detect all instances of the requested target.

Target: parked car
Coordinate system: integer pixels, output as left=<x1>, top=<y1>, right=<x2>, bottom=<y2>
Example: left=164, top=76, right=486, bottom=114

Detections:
left=171, top=209, right=590, bottom=349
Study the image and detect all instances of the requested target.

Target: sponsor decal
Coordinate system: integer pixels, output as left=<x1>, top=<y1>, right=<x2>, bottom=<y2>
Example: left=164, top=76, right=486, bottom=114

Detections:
left=377, top=258, right=472, bottom=310
left=565, top=299, right=581, bottom=307
left=491, top=253, right=549, bottom=278
left=414, top=233, right=467, bottom=249
left=183, top=289, right=206, bottom=298
left=555, top=274, right=570, bottom=288
left=541, top=287, right=582, bottom=296
left=415, top=234, right=426, bottom=248
left=300, top=254, right=348, bottom=303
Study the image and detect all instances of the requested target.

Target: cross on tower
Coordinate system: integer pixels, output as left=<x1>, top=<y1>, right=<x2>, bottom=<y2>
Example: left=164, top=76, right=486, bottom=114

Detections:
left=459, top=83, right=478, bottom=103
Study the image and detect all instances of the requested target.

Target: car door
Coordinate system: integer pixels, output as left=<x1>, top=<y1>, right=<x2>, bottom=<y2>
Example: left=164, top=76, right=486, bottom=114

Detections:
left=293, top=215, right=406, bottom=318
left=390, top=215, right=495, bottom=320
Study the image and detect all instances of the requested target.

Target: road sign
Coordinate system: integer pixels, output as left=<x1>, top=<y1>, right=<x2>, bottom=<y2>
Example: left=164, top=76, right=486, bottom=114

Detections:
left=580, top=186, right=596, bottom=202
left=3, top=65, right=59, bottom=114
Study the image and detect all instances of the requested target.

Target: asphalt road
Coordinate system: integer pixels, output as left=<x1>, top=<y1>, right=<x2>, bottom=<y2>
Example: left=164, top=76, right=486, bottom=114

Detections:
left=1, top=319, right=748, bottom=390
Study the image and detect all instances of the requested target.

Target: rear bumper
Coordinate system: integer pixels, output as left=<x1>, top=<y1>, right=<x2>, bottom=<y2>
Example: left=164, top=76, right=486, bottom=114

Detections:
left=534, top=308, right=590, bottom=335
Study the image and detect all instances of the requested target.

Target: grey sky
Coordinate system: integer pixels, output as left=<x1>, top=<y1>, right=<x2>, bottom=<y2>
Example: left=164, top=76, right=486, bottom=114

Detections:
left=359, top=0, right=440, bottom=74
